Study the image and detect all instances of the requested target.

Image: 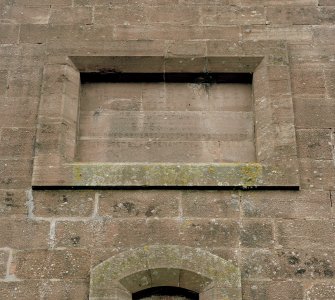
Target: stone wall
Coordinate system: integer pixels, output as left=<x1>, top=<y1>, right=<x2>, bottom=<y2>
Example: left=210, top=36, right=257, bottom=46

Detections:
left=0, top=0, right=334, bottom=299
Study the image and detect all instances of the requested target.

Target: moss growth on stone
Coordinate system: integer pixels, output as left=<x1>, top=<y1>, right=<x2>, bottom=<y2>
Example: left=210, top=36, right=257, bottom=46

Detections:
left=71, top=163, right=264, bottom=187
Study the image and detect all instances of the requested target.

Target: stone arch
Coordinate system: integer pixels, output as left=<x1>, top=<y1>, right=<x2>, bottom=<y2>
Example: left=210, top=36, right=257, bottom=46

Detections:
left=89, top=245, right=241, bottom=300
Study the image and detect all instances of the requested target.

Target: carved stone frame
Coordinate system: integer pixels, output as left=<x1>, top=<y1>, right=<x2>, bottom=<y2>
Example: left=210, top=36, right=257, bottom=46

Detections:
left=89, top=245, right=242, bottom=300
left=32, top=41, right=299, bottom=188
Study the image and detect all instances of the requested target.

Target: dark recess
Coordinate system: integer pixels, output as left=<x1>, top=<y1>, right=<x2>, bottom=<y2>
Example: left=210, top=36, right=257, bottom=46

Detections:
left=132, top=286, right=199, bottom=300
left=80, top=72, right=253, bottom=84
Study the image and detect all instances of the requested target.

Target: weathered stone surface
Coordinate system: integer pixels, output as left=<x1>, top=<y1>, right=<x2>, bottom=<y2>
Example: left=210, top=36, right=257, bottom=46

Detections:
left=33, top=190, right=95, bottom=217
left=0, top=189, right=28, bottom=217
left=0, top=218, right=49, bottom=249
left=277, top=249, right=335, bottom=279
left=240, top=221, right=274, bottom=248
left=276, top=220, right=335, bottom=249
left=13, top=249, right=90, bottom=279
left=98, top=190, right=180, bottom=218
left=181, top=190, right=240, bottom=218
left=242, top=280, right=304, bottom=300
left=0, top=127, right=35, bottom=159
left=0, top=250, right=9, bottom=278
left=306, top=283, right=335, bottom=300
left=296, top=129, right=333, bottom=159
left=0, top=280, right=89, bottom=300
left=241, top=190, right=331, bottom=219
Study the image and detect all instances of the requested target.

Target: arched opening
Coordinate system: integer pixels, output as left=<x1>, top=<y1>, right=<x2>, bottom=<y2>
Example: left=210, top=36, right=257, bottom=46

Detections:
left=133, top=286, right=199, bottom=299
left=89, top=245, right=242, bottom=300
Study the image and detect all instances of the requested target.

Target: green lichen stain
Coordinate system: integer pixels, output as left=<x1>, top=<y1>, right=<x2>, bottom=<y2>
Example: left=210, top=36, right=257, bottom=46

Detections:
left=73, top=165, right=82, bottom=182
left=240, top=164, right=263, bottom=188
left=71, top=163, right=263, bottom=187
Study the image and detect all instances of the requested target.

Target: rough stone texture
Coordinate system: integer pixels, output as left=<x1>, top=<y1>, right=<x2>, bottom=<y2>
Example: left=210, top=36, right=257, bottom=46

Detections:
left=0, top=0, right=334, bottom=299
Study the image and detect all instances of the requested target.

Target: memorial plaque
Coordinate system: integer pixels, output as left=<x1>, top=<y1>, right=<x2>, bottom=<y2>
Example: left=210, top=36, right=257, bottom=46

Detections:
left=77, top=81, right=256, bottom=163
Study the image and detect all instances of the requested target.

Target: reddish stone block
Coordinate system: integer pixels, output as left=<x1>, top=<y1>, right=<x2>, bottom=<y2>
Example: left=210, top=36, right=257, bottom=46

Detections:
left=240, top=221, right=274, bottom=248
left=241, top=249, right=282, bottom=280
left=312, top=26, right=335, bottom=44
left=0, top=218, right=49, bottom=249
left=19, top=24, right=48, bottom=44
left=299, top=159, right=335, bottom=190
left=13, top=249, right=90, bottom=279
left=94, top=5, right=147, bottom=26
left=0, top=128, right=35, bottom=159
left=0, top=189, right=28, bottom=217
left=202, top=5, right=266, bottom=25
left=277, top=249, right=335, bottom=279
left=181, top=190, right=240, bottom=218
left=0, top=70, right=7, bottom=96
left=7, top=67, right=43, bottom=98
left=291, top=67, right=325, bottom=97
left=0, top=250, right=9, bottom=278
left=146, top=5, right=200, bottom=25
left=306, top=283, right=335, bottom=300
left=0, top=159, right=33, bottom=189
left=0, top=97, right=39, bottom=127
left=267, top=6, right=319, bottom=25
left=294, top=98, right=335, bottom=128
left=0, top=24, right=19, bottom=44
left=49, top=7, right=92, bottom=25
left=241, top=190, right=331, bottom=219
left=276, top=219, right=335, bottom=249
left=98, top=190, right=180, bottom=218
left=33, top=190, right=95, bottom=217
left=55, top=220, right=94, bottom=248
left=180, top=219, right=240, bottom=248
left=242, top=280, right=303, bottom=300
left=113, top=24, right=240, bottom=41
left=296, top=129, right=333, bottom=159
left=1, top=6, right=50, bottom=24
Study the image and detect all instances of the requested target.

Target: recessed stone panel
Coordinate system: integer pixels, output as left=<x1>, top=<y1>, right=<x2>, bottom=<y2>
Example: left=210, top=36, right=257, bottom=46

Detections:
left=77, top=82, right=255, bottom=163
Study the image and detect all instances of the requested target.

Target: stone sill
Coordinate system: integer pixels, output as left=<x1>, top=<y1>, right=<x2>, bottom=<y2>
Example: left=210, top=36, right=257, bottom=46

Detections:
left=33, top=162, right=299, bottom=188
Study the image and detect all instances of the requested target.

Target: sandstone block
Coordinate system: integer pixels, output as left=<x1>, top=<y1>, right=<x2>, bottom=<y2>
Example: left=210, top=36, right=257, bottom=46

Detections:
left=13, top=249, right=90, bottom=279
left=113, top=25, right=240, bottom=41
left=0, top=280, right=89, bottom=300
left=241, top=249, right=281, bottom=280
left=19, top=24, right=48, bottom=44
left=94, top=5, right=146, bottom=26
left=291, top=67, right=325, bottom=97
left=241, top=190, right=331, bottom=219
left=0, top=127, right=35, bottom=159
left=296, top=129, right=333, bottom=159
left=267, top=6, right=319, bottom=25
left=0, top=159, right=33, bottom=189
left=33, top=190, right=95, bottom=217
left=201, top=5, right=266, bottom=25
left=299, top=159, right=335, bottom=190
left=312, top=26, right=335, bottom=44
left=0, top=24, right=19, bottom=44
left=0, top=218, right=49, bottom=249
left=1, top=6, right=50, bottom=24
left=242, top=280, right=303, bottom=300
left=294, top=97, right=335, bottom=128
left=277, top=248, right=335, bottom=279
left=7, top=67, right=43, bottom=98
left=306, top=283, right=335, bottom=300
left=0, top=70, right=7, bottom=96
left=240, top=221, right=274, bottom=248
left=49, top=7, right=92, bottom=25
left=181, top=190, right=240, bottom=218
left=276, top=219, right=335, bottom=249
left=0, top=189, right=28, bottom=217
left=0, top=250, right=9, bottom=278
left=98, top=190, right=180, bottom=218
